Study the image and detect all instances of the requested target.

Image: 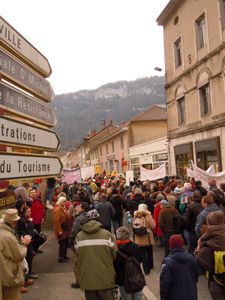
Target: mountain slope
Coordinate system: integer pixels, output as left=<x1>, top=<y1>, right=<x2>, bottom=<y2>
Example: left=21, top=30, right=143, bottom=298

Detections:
left=53, top=76, right=165, bottom=150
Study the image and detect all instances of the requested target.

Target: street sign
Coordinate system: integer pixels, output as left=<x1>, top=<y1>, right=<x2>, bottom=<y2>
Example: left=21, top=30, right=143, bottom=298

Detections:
left=0, top=153, right=63, bottom=180
left=0, top=16, right=52, bottom=77
left=0, top=48, right=54, bottom=101
left=0, top=81, right=57, bottom=126
left=0, top=116, right=60, bottom=150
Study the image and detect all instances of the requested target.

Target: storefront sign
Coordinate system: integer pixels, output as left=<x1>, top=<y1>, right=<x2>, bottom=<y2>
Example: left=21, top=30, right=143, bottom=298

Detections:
left=0, top=48, right=54, bottom=101
left=0, top=190, right=16, bottom=210
left=0, top=82, right=56, bottom=126
left=0, top=153, right=63, bottom=180
left=0, top=116, right=60, bottom=150
left=0, top=17, right=51, bottom=77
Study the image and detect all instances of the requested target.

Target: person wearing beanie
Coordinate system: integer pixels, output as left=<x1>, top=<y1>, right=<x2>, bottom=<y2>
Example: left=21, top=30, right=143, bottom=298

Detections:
left=114, top=226, right=143, bottom=299
left=95, top=193, right=115, bottom=232
left=74, top=206, right=116, bottom=300
left=109, top=188, right=124, bottom=234
left=196, top=211, right=225, bottom=299
left=160, top=234, right=198, bottom=300
left=53, top=197, right=72, bottom=262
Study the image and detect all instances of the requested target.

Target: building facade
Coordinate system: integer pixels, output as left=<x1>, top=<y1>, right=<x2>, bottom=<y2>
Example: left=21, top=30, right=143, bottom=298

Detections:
left=157, top=0, right=225, bottom=177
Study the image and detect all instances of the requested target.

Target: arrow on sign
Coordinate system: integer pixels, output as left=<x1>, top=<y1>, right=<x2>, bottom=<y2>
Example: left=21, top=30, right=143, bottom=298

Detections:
left=0, top=116, right=60, bottom=151
left=0, top=17, right=52, bottom=77
left=0, top=153, right=63, bottom=180
left=0, top=48, right=54, bottom=102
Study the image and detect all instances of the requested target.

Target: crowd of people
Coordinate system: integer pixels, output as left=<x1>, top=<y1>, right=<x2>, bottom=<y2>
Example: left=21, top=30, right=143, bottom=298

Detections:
left=0, top=174, right=225, bottom=300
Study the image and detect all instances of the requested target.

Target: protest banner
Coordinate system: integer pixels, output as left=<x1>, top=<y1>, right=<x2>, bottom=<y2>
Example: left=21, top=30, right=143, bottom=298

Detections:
left=140, top=163, right=166, bottom=181
left=62, top=169, right=81, bottom=184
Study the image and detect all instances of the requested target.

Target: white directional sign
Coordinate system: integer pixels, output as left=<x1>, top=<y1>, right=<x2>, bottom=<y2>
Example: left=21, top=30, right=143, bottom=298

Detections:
left=0, top=16, right=52, bottom=77
left=0, top=153, right=63, bottom=180
left=0, top=116, right=60, bottom=150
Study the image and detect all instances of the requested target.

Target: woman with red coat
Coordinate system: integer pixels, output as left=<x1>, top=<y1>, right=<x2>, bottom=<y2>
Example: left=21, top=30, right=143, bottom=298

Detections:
left=154, top=193, right=164, bottom=247
left=30, top=190, right=45, bottom=234
left=53, top=196, right=72, bottom=262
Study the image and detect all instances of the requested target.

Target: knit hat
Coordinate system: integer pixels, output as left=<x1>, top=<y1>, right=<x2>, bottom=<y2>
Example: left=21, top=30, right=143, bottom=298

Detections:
left=169, top=234, right=184, bottom=250
left=156, top=193, right=164, bottom=201
left=160, top=199, right=168, bottom=206
left=86, top=209, right=100, bottom=220
left=138, top=203, right=148, bottom=211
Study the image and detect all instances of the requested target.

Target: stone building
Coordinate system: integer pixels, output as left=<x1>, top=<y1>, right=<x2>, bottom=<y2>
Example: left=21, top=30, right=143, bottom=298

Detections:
left=157, top=0, right=225, bottom=177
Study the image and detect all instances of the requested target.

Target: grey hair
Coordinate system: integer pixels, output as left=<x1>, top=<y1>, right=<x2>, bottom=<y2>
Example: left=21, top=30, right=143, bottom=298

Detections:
left=116, top=226, right=130, bottom=240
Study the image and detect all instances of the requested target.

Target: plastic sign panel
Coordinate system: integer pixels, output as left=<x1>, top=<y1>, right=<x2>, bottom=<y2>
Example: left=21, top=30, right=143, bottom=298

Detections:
left=0, top=81, right=56, bottom=126
left=0, top=17, right=52, bottom=77
left=0, top=48, right=54, bottom=101
left=0, top=116, right=60, bottom=150
left=0, top=153, right=63, bottom=180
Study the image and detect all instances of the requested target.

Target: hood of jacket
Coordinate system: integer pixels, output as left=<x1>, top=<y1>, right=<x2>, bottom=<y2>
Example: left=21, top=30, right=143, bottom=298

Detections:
left=170, top=248, right=192, bottom=264
left=81, top=220, right=102, bottom=234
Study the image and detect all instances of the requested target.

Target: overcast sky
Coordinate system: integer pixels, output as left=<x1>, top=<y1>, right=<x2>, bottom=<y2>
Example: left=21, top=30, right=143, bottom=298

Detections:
left=2, top=0, right=169, bottom=95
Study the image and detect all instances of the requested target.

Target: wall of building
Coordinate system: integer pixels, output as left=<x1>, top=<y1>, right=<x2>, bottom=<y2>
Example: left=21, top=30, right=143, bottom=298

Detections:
left=129, top=120, right=167, bottom=146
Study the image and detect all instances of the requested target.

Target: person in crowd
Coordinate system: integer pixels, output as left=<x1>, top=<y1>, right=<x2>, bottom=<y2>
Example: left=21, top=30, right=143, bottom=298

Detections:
left=78, top=187, right=91, bottom=205
left=52, top=185, right=62, bottom=207
left=194, top=180, right=207, bottom=196
left=14, top=183, right=33, bottom=207
left=70, top=181, right=79, bottom=199
left=195, top=211, right=225, bottom=299
left=0, top=209, right=31, bottom=300
left=153, top=194, right=164, bottom=247
left=160, top=234, right=198, bottom=300
left=46, top=177, right=56, bottom=209
left=75, top=209, right=116, bottom=300
left=195, top=195, right=222, bottom=238
left=114, top=226, right=143, bottom=300
left=53, top=196, right=72, bottom=262
left=133, top=203, right=155, bottom=275
left=179, top=182, right=193, bottom=215
left=109, top=188, right=124, bottom=234
left=16, top=206, right=38, bottom=280
left=126, top=187, right=143, bottom=217
left=184, top=190, right=203, bottom=255
left=95, top=192, right=115, bottom=232
left=159, top=200, right=183, bottom=257
left=208, top=179, right=225, bottom=208
left=38, top=179, right=47, bottom=205
left=30, top=190, right=45, bottom=234
left=70, top=202, right=89, bottom=289
left=68, top=194, right=81, bottom=221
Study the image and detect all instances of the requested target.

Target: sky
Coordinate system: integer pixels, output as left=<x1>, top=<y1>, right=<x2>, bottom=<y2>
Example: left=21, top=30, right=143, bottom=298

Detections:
left=1, top=0, right=169, bottom=95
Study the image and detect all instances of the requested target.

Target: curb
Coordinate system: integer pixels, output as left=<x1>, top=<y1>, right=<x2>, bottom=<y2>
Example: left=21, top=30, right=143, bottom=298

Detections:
left=142, top=286, right=158, bottom=300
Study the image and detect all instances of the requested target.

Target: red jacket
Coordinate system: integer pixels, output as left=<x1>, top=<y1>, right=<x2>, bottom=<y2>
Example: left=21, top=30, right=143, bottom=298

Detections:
left=154, top=202, right=163, bottom=237
left=31, top=198, right=45, bottom=225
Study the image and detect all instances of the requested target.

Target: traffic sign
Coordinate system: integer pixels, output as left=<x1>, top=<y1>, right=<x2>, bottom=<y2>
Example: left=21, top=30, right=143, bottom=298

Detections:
left=0, top=153, right=63, bottom=180
left=0, top=16, right=52, bottom=77
left=0, top=48, right=54, bottom=101
left=0, top=81, right=57, bottom=126
left=0, top=116, right=60, bottom=150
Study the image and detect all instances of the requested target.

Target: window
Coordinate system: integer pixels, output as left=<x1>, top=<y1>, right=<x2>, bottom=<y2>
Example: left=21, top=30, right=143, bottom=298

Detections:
left=177, top=96, right=186, bottom=124
left=199, top=83, right=211, bottom=116
left=111, top=141, right=114, bottom=153
left=195, top=14, right=207, bottom=50
left=174, top=143, right=193, bottom=178
left=106, top=144, right=108, bottom=154
left=195, top=138, right=222, bottom=172
left=174, top=37, right=182, bottom=68
left=219, top=0, right=225, bottom=30
left=120, top=136, right=124, bottom=149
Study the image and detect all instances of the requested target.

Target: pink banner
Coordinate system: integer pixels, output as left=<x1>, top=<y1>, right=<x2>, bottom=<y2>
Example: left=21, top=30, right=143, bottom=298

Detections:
left=62, top=169, right=81, bottom=184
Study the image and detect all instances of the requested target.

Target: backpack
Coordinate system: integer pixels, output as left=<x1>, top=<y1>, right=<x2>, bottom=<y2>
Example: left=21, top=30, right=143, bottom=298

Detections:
left=133, top=216, right=147, bottom=236
left=211, top=251, right=225, bottom=286
left=118, top=250, right=146, bottom=293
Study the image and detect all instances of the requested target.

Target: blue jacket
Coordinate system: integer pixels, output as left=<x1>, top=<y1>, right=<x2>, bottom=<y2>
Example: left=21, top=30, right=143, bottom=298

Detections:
left=160, top=248, right=198, bottom=300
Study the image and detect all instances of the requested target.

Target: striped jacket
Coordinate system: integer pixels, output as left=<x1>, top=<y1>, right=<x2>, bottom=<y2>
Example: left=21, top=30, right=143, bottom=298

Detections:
left=75, top=220, right=116, bottom=290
